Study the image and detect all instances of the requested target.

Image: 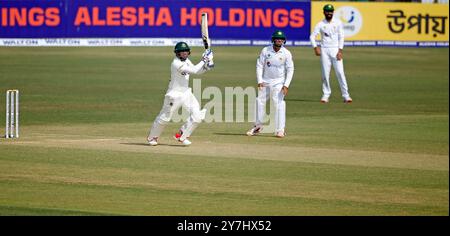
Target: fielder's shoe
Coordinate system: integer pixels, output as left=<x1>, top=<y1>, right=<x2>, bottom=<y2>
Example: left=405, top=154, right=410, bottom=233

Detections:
left=147, top=137, right=158, bottom=146
left=344, top=97, right=353, bottom=103
left=275, top=130, right=286, bottom=138
left=320, top=97, right=329, bottom=103
left=246, top=126, right=262, bottom=136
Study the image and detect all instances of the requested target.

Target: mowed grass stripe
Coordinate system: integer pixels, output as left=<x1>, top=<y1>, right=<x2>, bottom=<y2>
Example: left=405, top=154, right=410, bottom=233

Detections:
left=2, top=138, right=449, bottom=172
left=0, top=178, right=447, bottom=216
left=3, top=122, right=448, bottom=171
left=0, top=205, right=119, bottom=216
left=0, top=145, right=447, bottom=215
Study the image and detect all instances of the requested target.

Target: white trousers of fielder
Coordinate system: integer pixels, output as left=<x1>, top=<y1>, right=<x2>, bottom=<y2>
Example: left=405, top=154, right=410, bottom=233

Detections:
left=254, top=83, right=286, bottom=133
left=320, top=47, right=351, bottom=100
left=149, top=89, right=205, bottom=141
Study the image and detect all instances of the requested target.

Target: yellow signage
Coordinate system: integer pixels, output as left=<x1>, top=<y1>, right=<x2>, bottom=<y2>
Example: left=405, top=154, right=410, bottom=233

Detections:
left=311, top=2, right=449, bottom=42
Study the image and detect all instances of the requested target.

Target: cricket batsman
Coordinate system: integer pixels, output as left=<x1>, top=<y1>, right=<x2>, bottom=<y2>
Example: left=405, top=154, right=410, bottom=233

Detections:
left=310, top=4, right=352, bottom=103
left=246, top=30, right=294, bottom=138
left=147, top=42, right=213, bottom=146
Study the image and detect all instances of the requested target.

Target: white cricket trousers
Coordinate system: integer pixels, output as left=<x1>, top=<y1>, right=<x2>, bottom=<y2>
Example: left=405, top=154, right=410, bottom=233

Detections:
left=255, top=83, right=286, bottom=133
left=320, top=47, right=351, bottom=99
left=148, top=89, right=204, bottom=140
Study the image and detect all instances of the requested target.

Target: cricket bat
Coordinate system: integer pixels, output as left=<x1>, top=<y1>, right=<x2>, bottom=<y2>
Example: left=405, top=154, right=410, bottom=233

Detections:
left=201, top=13, right=214, bottom=68
left=201, top=13, right=211, bottom=49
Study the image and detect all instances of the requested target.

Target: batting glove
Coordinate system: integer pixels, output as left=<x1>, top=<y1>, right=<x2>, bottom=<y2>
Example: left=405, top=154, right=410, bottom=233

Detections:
left=201, top=49, right=210, bottom=62
left=205, top=50, right=214, bottom=68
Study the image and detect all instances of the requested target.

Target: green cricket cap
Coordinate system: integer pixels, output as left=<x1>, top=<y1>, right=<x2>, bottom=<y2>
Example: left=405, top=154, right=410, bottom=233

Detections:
left=323, top=4, right=334, bottom=12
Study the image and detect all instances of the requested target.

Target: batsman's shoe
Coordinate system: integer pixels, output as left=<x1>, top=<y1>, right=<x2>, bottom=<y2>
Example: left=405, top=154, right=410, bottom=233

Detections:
left=173, top=130, right=182, bottom=140
left=246, top=126, right=262, bottom=136
left=147, top=137, right=158, bottom=146
left=174, top=130, right=190, bottom=141
left=180, top=139, right=192, bottom=146
left=275, top=130, right=286, bottom=138
left=173, top=131, right=192, bottom=146
left=175, top=137, right=192, bottom=146
left=344, top=97, right=353, bottom=103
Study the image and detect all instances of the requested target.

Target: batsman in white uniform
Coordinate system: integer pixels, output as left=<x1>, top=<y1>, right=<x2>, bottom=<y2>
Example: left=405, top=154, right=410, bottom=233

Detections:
left=247, top=30, right=294, bottom=138
left=310, top=4, right=352, bottom=103
left=147, top=42, right=213, bottom=146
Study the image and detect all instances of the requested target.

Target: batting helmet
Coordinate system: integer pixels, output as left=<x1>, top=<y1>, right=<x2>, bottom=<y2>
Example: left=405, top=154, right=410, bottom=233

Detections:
left=174, top=42, right=191, bottom=53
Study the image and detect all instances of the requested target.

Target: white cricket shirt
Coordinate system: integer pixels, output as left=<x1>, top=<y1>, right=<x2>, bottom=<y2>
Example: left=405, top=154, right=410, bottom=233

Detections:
left=167, top=57, right=206, bottom=94
left=310, top=18, right=345, bottom=49
left=256, top=46, right=294, bottom=88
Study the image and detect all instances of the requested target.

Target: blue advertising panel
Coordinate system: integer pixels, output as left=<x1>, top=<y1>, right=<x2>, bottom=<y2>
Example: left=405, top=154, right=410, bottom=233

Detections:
left=0, top=0, right=311, bottom=41
left=0, top=0, right=65, bottom=38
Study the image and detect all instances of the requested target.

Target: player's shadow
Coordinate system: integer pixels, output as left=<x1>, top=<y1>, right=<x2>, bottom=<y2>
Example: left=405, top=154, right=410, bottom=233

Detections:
left=214, top=132, right=246, bottom=136
left=121, top=143, right=187, bottom=147
left=284, top=98, right=317, bottom=102
left=214, top=133, right=276, bottom=138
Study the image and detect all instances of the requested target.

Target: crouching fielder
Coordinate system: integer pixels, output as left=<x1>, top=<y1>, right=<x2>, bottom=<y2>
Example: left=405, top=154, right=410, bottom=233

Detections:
left=247, top=30, right=294, bottom=138
left=147, top=42, right=213, bottom=146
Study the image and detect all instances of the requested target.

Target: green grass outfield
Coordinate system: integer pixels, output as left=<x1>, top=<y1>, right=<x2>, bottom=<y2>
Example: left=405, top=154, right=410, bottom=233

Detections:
left=0, top=46, right=448, bottom=215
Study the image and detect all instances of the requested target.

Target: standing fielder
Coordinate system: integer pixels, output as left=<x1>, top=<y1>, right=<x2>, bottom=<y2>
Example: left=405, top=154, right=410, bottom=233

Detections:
left=147, top=42, right=213, bottom=146
left=310, top=4, right=352, bottom=104
left=247, top=30, right=294, bottom=138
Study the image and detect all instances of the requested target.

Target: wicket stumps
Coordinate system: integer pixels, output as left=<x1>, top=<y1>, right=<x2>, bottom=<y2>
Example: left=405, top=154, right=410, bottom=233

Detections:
left=5, top=89, right=19, bottom=139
